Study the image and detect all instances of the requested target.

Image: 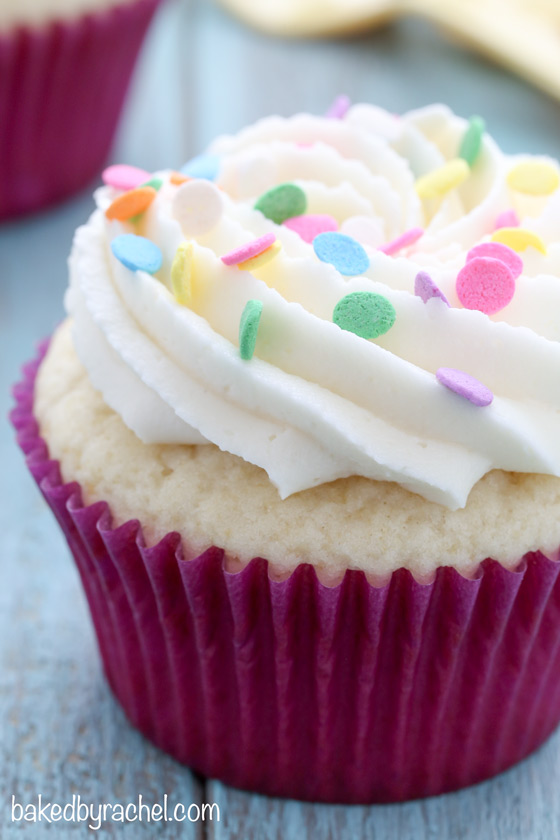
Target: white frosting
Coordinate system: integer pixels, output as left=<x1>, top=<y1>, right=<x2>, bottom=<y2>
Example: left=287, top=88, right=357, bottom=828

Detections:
left=65, top=104, right=560, bottom=509
left=0, top=0, right=135, bottom=28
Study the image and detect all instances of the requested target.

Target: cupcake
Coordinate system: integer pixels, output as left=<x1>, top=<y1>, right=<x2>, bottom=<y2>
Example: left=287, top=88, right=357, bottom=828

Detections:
left=12, top=101, right=560, bottom=803
left=0, top=0, right=162, bottom=220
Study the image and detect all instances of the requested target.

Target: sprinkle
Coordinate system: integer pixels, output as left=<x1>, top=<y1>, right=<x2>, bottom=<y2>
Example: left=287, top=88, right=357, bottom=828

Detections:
left=238, top=240, right=282, bottom=271
left=105, top=186, right=157, bottom=221
left=170, top=171, right=190, bottom=185
left=436, top=368, right=493, bottom=407
left=181, top=153, right=221, bottom=181
left=459, top=116, right=485, bottom=167
left=171, top=242, right=193, bottom=306
left=141, top=176, right=163, bottom=191
left=333, top=291, right=396, bottom=339
left=239, top=300, right=263, bottom=360
left=494, top=209, right=519, bottom=230
left=456, top=257, right=515, bottom=315
left=466, top=242, right=523, bottom=279
left=326, top=94, right=351, bottom=119
left=254, top=183, right=307, bottom=224
left=507, top=160, right=560, bottom=196
left=379, top=227, right=424, bottom=255
left=102, top=163, right=151, bottom=191
left=111, top=234, right=162, bottom=275
left=283, top=213, right=338, bottom=243
left=491, top=227, right=546, bottom=255
left=173, top=180, right=223, bottom=236
left=222, top=233, right=276, bottom=266
left=414, top=271, right=450, bottom=306
left=415, top=159, right=470, bottom=200
left=313, top=232, right=369, bottom=276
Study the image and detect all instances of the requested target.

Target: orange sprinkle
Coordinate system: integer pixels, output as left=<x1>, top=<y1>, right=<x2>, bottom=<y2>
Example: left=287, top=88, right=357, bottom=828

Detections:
left=170, top=171, right=190, bottom=186
left=105, top=186, right=157, bottom=221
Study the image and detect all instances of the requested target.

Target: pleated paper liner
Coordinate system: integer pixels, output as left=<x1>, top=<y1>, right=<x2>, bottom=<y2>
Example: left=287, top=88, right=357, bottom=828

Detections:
left=0, top=0, right=161, bottom=220
left=11, top=341, right=560, bottom=803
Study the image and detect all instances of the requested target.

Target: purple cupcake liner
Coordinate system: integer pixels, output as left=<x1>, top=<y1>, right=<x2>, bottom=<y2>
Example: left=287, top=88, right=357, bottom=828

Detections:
left=10, top=341, right=560, bottom=803
left=0, top=0, right=162, bottom=220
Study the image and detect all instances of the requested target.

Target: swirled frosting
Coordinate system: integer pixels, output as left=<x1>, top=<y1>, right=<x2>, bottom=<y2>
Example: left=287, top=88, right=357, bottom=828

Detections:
left=65, top=103, right=560, bottom=509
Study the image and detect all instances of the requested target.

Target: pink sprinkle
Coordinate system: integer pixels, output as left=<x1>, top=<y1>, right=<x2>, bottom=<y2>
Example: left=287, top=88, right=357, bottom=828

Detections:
left=102, top=163, right=152, bottom=191
left=436, top=368, right=493, bottom=407
left=221, top=233, right=276, bottom=266
left=284, top=214, right=338, bottom=243
left=414, top=271, right=450, bottom=306
left=494, top=209, right=520, bottom=230
left=296, top=142, right=315, bottom=148
left=379, top=227, right=424, bottom=256
left=326, top=95, right=351, bottom=120
left=456, top=257, right=515, bottom=315
left=466, top=242, right=523, bottom=279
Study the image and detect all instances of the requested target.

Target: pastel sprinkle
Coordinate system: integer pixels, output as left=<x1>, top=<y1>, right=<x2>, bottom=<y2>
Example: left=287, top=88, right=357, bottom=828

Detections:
left=141, top=176, right=163, bottom=191
left=507, top=160, right=560, bottom=196
left=415, top=158, right=470, bottom=200
left=379, top=226, right=424, bottom=255
left=222, top=233, right=276, bottom=266
left=105, top=186, right=157, bottom=221
left=254, top=183, right=307, bottom=224
left=494, top=209, right=519, bottom=230
left=414, top=271, right=450, bottom=306
left=170, top=171, right=190, bottom=185
left=333, top=291, right=396, bottom=340
left=173, top=179, right=223, bottom=236
left=171, top=242, right=193, bottom=306
left=459, top=116, right=485, bottom=167
left=239, top=300, right=263, bottom=360
left=456, top=257, right=515, bottom=315
left=102, top=163, right=151, bottom=191
left=436, top=368, right=493, bottom=407
left=238, top=240, right=282, bottom=271
left=181, top=153, right=221, bottom=181
left=283, top=213, right=338, bottom=243
left=313, top=232, right=370, bottom=276
left=466, top=242, right=523, bottom=279
left=111, top=234, right=162, bottom=275
left=326, top=94, right=351, bottom=120
left=491, top=227, right=546, bottom=255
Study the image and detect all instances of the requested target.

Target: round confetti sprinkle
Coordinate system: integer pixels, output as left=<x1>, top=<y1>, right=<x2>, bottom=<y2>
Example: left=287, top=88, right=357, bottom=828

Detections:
left=507, top=160, right=560, bottom=196
left=238, top=240, right=282, bottom=271
left=456, top=257, right=515, bottom=315
left=459, top=116, right=485, bottom=167
left=181, top=153, right=221, bottom=181
left=414, top=271, right=450, bottom=306
left=491, top=227, right=546, bottom=255
left=222, top=233, right=276, bottom=266
left=239, top=300, right=263, bottom=360
left=313, top=232, right=370, bottom=276
left=171, top=242, right=193, bottom=306
left=170, top=171, right=189, bottom=185
left=325, top=94, right=351, bottom=119
left=141, top=176, right=163, bottom=191
left=102, top=163, right=151, bottom=191
left=415, top=158, right=470, bottom=200
left=379, top=227, right=424, bottom=255
left=436, top=368, right=493, bottom=407
left=333, top=292, right=396, bottom=339
left=172, top=179, right=223, bottom=236
left=111, top=234, right=162, bottom=275
left=283, top=213, right=338, bottom=243
left=105, top=186, right=157, bottom=221
left=466, top=242, right=523, bottom=279
left=494, top=209, right=519, bottom=230
left=254, top=183, right=307, bottom=224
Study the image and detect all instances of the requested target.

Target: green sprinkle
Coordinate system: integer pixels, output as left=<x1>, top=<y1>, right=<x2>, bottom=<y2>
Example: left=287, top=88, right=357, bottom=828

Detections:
left=254, top=183, right=307, bottom=224
left=459, top=116, right=485, bottom=167
left=141, top=176, right=164, bottom=191
left=239, top=299, right=263, bottom=360
left=333, top=292, right=396, bottom=340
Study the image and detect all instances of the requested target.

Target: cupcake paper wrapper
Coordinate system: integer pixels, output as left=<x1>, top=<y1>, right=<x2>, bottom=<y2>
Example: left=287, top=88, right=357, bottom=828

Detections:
left=0, top=0, right=161, bottom=220
left=10, top=342, right=560, bottom=803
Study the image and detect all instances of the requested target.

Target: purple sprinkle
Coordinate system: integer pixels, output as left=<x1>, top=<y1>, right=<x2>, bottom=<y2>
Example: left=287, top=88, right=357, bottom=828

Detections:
left=436, top=367, right=493, bottom=407
left=326, top=95, right=351, bottom=120
left=414, top=271, right=450, bottom=306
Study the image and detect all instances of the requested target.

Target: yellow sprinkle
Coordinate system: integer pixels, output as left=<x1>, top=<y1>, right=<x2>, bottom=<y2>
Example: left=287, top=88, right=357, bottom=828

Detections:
left=415, top=158, right=470, bottom=200
left=238, top=240, right=282, bottom=271
left=491, top=227, right=546, bottom=255
left=171, top=242, right=193, bottom=305
left=507, top=161, right=560, bottom=196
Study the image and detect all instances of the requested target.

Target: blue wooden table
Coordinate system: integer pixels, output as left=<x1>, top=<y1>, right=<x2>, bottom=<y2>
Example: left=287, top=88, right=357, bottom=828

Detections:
left=3, top=1, right=560, bottom=836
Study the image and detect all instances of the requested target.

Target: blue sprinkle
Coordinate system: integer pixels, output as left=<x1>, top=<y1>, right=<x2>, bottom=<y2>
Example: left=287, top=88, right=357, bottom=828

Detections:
left=111, top=234, right=162, bottom=275
left=180, top=153, right=221, bottom=181
left=313, top=232, right=370, bottom=276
